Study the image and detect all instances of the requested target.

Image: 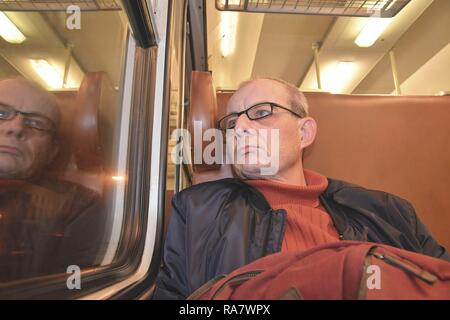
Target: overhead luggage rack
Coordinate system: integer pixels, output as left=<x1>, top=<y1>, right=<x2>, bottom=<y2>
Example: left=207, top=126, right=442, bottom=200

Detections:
left=215, top=0, right=411, bottom=18
left=0, top=0, right=122, bottom=11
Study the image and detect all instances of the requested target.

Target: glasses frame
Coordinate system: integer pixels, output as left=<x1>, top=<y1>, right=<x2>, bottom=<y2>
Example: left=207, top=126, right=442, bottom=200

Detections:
left=217, top=102, right=303, bottom=131
left=0, top=102, right=56, bottom=133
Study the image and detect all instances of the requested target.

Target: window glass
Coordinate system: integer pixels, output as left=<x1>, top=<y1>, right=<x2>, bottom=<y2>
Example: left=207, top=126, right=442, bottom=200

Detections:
left=0, top=2, right=130, bottom=285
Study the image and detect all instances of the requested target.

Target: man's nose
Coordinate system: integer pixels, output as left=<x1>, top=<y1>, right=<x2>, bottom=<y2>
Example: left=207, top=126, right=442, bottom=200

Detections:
left=0, top=114, right=26, bottom=139
left=234, top=113, right=253, bottom=132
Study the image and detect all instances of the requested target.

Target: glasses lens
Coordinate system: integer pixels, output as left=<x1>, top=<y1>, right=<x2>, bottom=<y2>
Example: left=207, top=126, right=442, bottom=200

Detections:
left=23, top=115, right=54, bottom=131
left=0, top=104, right=54, bottom=132
left=0, top=104, right=14, bottom=120
left=247, top=103, right=272, bottom=120
left=219, top=114, right=238, bottom=130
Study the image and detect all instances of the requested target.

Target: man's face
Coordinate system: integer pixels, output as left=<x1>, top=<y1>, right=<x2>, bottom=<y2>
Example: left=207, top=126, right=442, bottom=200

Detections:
left=226, top=79, right=306, bottom=179
left=0, top=79, right=59, bottom=180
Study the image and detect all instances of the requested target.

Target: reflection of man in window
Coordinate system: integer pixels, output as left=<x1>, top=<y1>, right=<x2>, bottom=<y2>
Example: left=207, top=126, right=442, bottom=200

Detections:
left=0, top=78, right=106, bottom=282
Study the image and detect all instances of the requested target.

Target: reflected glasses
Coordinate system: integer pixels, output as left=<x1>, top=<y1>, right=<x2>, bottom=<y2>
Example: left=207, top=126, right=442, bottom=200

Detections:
left=0, top=103, right=56, bottom=133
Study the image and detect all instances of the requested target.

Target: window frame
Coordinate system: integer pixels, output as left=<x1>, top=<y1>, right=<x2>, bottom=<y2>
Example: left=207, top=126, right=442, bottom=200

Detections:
left=102, top=0, right=187, bottom=300
left=79, top=0, right=174, bottom=300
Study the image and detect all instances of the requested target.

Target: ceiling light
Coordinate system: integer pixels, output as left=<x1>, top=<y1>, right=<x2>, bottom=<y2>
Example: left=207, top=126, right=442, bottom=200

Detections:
left=326, top=61, right=356, bottom=94
left=30, top=59, right=64, bottom=89
left=220, top=11, right=238, bottom=57
left=0, top=12, right=26, bottom=44
left=355, top=18, right=392, bottom=48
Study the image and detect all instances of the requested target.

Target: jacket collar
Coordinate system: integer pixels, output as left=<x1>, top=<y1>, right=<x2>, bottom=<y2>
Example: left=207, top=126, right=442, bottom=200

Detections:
left=229, top=177, right=358, bottom=211
left=223, top=178, right=272, bottom=213
left=226, top=177, right=368, bottom=241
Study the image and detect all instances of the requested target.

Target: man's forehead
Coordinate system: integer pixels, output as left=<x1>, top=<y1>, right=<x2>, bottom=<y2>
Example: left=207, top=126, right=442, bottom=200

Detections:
left=227, top=79, right=289, bottom=113
left=0, top=79, right=59, bottom=121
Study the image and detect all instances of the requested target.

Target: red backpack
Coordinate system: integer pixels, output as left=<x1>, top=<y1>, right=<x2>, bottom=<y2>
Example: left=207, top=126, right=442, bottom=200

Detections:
left=188, top=241, right=450, bottom=300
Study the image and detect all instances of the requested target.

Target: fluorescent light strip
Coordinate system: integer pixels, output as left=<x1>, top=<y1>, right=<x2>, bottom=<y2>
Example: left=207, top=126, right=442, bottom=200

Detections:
left=355, top=18, right=392, bottom=48
left=31, top=59, right=64, bottom=89
left=0, top=12, right=26, bottom=44
left=220, top=11, right=239, bottom=57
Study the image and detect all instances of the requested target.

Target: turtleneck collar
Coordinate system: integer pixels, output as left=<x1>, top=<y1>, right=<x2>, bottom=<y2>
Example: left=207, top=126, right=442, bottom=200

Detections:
left=245, top=169, right=328, bottom=208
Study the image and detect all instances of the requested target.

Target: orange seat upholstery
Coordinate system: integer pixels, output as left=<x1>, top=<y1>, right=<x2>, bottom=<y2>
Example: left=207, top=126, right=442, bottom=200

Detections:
left=302, top=92, right=450, bottom=252
left=187, top=71, right=450, bottom=251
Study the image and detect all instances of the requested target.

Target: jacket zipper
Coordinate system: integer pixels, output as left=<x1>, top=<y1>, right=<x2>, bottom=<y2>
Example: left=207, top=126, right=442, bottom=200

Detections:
left=371, top=250, right=437, bottom=285
left=211, top=270, right=264, bottom=299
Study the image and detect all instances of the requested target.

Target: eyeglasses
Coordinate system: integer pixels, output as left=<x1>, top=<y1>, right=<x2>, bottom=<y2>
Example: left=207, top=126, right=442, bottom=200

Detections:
left=0, top=103, right=56, bottom=133
left=218, top=102, right=304, bottom=131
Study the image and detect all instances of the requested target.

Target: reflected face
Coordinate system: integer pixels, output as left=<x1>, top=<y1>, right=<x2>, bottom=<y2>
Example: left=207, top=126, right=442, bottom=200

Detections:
left=0, top=79, right=59, bottom=180
left=226, top=79, right=304, bottom=179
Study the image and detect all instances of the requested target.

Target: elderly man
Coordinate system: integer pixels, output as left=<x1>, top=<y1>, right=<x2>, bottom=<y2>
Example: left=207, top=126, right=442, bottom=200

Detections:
left=153, top=78, right=450, bottom=300
left=0, top=78, right=105, bottom=282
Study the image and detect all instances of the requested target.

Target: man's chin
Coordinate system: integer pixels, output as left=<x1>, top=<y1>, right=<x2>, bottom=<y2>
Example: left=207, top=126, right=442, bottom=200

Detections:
left=233, top=164, right=274, bottom=180
left=0, top=162, right=25, bottom=180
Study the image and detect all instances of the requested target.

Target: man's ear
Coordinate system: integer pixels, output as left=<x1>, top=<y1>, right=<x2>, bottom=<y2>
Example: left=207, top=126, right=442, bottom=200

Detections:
left=298, top=117, right=317, bottom=149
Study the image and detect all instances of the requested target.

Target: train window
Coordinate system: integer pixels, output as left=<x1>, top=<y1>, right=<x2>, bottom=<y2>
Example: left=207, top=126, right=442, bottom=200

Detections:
left=0, top=1, right=155, bottom=298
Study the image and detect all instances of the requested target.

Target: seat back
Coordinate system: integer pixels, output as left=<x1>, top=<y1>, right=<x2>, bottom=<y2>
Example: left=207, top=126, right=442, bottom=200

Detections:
left=49, top=72, right=118, bottom=195
left=188, top=71, right=233, bottom=184
left=302, top=92, right=450, bottom=251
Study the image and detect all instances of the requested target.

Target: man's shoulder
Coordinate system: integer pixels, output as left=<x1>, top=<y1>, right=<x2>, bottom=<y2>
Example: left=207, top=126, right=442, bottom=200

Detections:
left=173, top=178, right=271, bottom=212
left=325, top=177, right=413, bottom=210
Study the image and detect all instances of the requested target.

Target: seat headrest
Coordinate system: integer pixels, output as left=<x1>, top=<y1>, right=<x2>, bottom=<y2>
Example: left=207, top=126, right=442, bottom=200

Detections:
left=188, top=71, right=221, bottom=172
left=73, top=72, right=115, bottom=172
left=49, top=91, right=78, bottom=176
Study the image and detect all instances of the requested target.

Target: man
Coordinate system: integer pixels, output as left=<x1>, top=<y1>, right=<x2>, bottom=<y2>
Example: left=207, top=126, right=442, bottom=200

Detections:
left=154, top=78, right=450, bottom=300
left=0, top=78, right=106, bottom=282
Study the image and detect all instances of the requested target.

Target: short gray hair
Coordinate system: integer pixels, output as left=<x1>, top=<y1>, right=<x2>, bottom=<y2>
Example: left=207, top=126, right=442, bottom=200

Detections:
left=237, top=77, right=309, bottom=117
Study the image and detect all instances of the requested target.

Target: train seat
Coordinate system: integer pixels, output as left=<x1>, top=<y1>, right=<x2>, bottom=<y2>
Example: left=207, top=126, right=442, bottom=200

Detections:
left=50, top=72, right=118, bottom=195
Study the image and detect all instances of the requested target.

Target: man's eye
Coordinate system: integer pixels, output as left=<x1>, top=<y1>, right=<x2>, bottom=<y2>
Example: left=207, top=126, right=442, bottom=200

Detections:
left=227, top=118, right=237, bottom=128
left=24, top=117, right=43, bottom=129
left=254, top=110, right=271, bottom=117
left=0, top=109, right=11, bottom=118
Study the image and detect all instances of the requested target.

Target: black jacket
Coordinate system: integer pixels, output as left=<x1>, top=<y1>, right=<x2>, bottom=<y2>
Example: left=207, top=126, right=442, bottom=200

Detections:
left=153, top=178, right=450, bottom=300
left=0, top=178, right=106, bottom=282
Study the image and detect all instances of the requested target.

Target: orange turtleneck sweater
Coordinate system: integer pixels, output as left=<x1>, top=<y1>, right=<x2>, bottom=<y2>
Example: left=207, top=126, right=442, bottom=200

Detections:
left=246, top=169, right=340, bottom=252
